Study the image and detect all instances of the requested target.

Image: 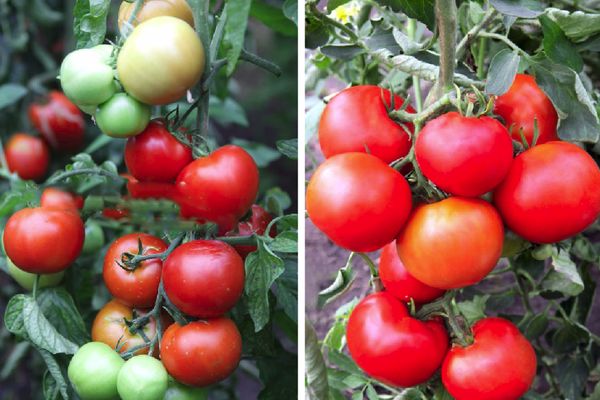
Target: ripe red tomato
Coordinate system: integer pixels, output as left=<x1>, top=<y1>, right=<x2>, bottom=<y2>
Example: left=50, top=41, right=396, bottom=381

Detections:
left=226, top=204, right=274, bottom=258
left=162, top=240, right=244, bottom=318
left=379, top=241, right=446, bottom=304
left=103, top=207, right=130, bottom=220
left=442, top=317, right=536, bottom=400
left=3, top=207, right=84, bottom=273
left=126, top=174, right=178, bottom=200
left=494, top=141, right=600, bottom=243
left=91, top=299, right=167, bottom=357
left=397, top=197, right=504, bottom=289
left=40, top=187, right=84, bottom=211
left=4, top=133, right=50, bottom=181
left=346, top=292, right=448, bottom=387
left=103, top=233, right=168, bottom=308
left=306, top=152, right=412, bottom=252
left=319, top=85, right=415, bottom=163
left=416, top=112, right=513, bottom=197
left=494, top=73, right=558, bottom=146
left=28, top=91, right=85, bottom=152
left=175, top=145, right=259, bottom=229
left=160, top=318, right=242, bottom=387
left=125, top=120, right=192, bottom=182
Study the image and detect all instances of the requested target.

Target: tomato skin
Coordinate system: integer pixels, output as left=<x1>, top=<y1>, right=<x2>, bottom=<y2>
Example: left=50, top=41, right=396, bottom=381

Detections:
left=319, top=85, right=415, bottom=164
left=494, top=141, right=600, bottom=243
left=96, top=93, right=151, bottom=138
left=5, top=133, right=50, bottom=181
left=103, top=233, right=167, bottom=308
left=379, top=241, right=445, bottom=304
left=125, top=120, right=192, bottom=182
left=307, top=152, right=412, bottom=252
left=6, top=256, right=64, bottom=291
left=160, top=319, right=242, bottom=387
left=127, top=180, right=178, bottom=200
left=227, top=204, right=274, bottom=258
left=397, top=197, right=504, bottom=289
left=103, top=207, right=130, bottom=220
left=494, top=74, right=558, bottom=146
left=176, top=145, right=259, bottom=228
left=4, top=207, right=84, bottom=274
left=91, top=299, right=165, bottom=357
left=117, top=355, right=168, bottom=400
left=416, top=112, right=513, bottom=197
left=118, top=0, right=194, bottom=30
left=28, top=91, right=85, bottom=152
left=442, top=317, right=536, bottom=400
left=164, top=380, right=208, bottom=400
left=117, top=16, right=205, bottom=105
left=346, top=292, right=448, bottom=387
left=68, top=342, right=125, bottom=400
left=82, top=220, right=105, bottom=255
left=40, top=187, right=84, bottom=211
left=162, top=240, right=244, bottom=318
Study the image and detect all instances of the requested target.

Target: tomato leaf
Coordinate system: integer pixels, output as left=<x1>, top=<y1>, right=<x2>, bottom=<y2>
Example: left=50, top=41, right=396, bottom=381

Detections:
left=323, top=320, right=346, bottom=351
left=524, top=314, right=549, bottom=340
left=273, top=256, right=298, bottom=323
left=276, top=139, right=298, bottom=160
left=376, top=0, right=436, bottom=31
left=539, top=15, right=583, bottom=72
left=552, top=321, right=590, bottom=353
left=38, top=347, right=69, bottom=400
left=541, top=250, right=584, bottom=297
left=37, top=288, right=89, bottom=347
left=489, top=0, right=544, bottom=18
left=270, top=231, right=298, bottom=253
left=282, top=0, right=298, bottom=25
left=306, top=321, right=329, bottom=400
left=232, top=138, right=281, bottom=168
left=0, top=83, right=27, bottom=110
left=485, top=49, right=520, bottom=95
left=4, top=294, right=29, bottom=338
left=223, top=0, right=252, bottom=75
left=457, top=294, right=489, bottom=324
left=256, top=347, right=298, bottom=399
left=555, top=356, right=589, bottom=400
left=209, top=96, right=249, bottom=126
left=73, top=0, right=110, bottom=49
left=545, top=8, right=600, bottom=42
left=263, top=187, right=292, bottom=216
left=250, top=0, right=296, bottom=36
left=317, top=263, right=355, bottom=309
left=320, top=44, right=365, bottom=60
left=305, top=100, right=326, bottom=142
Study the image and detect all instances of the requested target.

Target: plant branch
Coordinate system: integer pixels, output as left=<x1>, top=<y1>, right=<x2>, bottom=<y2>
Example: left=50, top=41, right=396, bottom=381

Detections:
left=240, top=49, right=282, bottom=77
left=427, top=0, right=458, bottom=105
left=45, top=168, right=123, bottom=185
left=479, top=32, right=525, bottom=54
left=456, top=8, right=498, bottom=57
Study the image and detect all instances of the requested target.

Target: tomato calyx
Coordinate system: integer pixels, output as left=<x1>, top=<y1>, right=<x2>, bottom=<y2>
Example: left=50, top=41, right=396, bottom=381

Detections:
left=118, top=235, right=184, bottom=271
left=416, top=291, right=474, bottom=347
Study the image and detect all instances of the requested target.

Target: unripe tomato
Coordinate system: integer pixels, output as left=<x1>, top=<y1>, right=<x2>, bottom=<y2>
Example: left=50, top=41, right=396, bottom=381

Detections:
left=28, top=91, right=85, bottom=152
left=125, top=120, right=192, bottom=182
left=117, top=16, right=205, bottom=105
left=103, top=233, right=167, bottom=308
left=379, top=241, right=445, bottom=304
left=397, top=197, right=504, bottom=289
left=346, top=292, right=448, bottom=387
left=164, top=379, right=208, bottom=400
left=60, top=44, right=117, bottom=106
left=91, top=299, right=166, bottom=357
left=40, top=187, right=84, bottom=211
left=6, top=256, right=64, bottom=291
left=176, top=145, right=259, bottom=228
left=416, top=112, right=513, bottom=197
left=160, top=318, right=242, bottom=387
left=494, top=141, right=600, bottom=243
left=4, top=133, right=50, bottom=181
left=319, top=85, right=415, bottom=163
left=442, top=317, right=536, bottom=400
left=68, top=342, right=125, bottom=400
left=306, top=152, right=412, bottom=252
left=226, top=204, right=275, bottom=258
left=117, top=355, right=168, bottom=400
left=494, top=73, right=558, bottom=146
left=95, top=93, right=151, bottom=138
left=82, top=220, right=105, bottom=255
left=4, top=207, right=84, bottom=274
left=118, top=0, right=194, bottom=30
left=163, top=240, right=244, bottom=318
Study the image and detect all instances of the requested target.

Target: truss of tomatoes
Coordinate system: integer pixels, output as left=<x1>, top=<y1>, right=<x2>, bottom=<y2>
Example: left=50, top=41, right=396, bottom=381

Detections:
left=308, top=76, right=600, bottom=399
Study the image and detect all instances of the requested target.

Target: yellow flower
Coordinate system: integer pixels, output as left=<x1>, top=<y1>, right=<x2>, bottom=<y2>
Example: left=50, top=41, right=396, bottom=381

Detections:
left=329, top=1, right=361, bottom=24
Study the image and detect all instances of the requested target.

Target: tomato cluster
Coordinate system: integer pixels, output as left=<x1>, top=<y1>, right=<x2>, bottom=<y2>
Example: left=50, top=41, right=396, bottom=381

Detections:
left=309, top=78, right=600, bottom=398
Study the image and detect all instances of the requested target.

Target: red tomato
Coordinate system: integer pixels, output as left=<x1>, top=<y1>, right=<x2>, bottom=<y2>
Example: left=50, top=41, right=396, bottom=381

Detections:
left=442, top=317, right=536, bottom=400
left=397, top=197, right=504, bottom=289
left=91, top=299, right=167, bottom=357
left=494, top=141, right=600, bottom=243
left=379, top=241, right=445, bottom=304
left=160, top=318, right=242, bottom=387
left=416, top=112, right=513, bottom=197
left=103, top=233, right=168, bottom=308
left=306, top=152, right=412, bottom=252
left=40, top=187, right=84, bottom=211
left=494, top=74, right=558, bottom=146
left=28, top=91, right=85, bottom=152
left=126, top=178, right=178, bottom=200
left=102, top=207, right=130, bottom=220
left=226, top=204, right=274, bottom=258
left=124, top=120, right=193, bottom=183
left=346, top=292, right=448, bottom=387
left=175, top=145, right=259, bottom=229
left=4, top=133, right=50, bottom=181
left=3, top=207, right=84, bottom=273
left=162, top=240, right=244, bottom=318
left=319, top=85, right=415, bottom=163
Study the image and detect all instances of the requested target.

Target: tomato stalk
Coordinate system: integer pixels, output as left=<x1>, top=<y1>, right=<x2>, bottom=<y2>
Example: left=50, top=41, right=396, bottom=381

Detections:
left=121, top=234, right=184, bottom=270
left=455, top=7, right=498, bottom=57
left=406, top=19, right=423, bottom=112
left=45, top=168, right=124, bottom=185
left=426, top=0, right=457, bottom=106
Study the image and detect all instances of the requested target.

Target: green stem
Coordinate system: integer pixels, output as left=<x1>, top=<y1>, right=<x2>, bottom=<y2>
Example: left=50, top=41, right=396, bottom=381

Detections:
left=510, top=260, right=533, bottom=313
left=476, top=37, right=487, bottom=80
left=308, top=3, right=358, bottom=42
left=32, top=275, right=40, bottom=300
left=122, top=234, right=184, bottom=269
left=426, top=0, right=457, bottom=105
left=214, top=235, right=258, bottom=246
left=389, top=93, right=454, bottom=124
left=239, top=49, right=282, bottom=77
left=407, top=19, right=423, bottom=112
left=357, top=253, right=378, bottom=278
left=456, top=8, right=498, bottom=57
left=479, top=32, right=525, bottom=54
left=45, top=169, right=123, bottom=185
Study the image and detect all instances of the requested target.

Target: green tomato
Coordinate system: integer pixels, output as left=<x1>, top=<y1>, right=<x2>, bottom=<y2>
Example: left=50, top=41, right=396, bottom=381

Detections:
left=95, top=93, right=151, bottom=138
left=79, top=104, right=98, bottom=115
left=68, top=342, right=124, bottom=400
left=164, top=379, right=208, bottom=400
left=60, top=44, right=117, bottom=106
left=82, top=220, right=105, bottom=255
left=117, top=355, right=168, bottom=400
left=531, top=244, right=554, bottom=261
left=6, top=256, right=64, bottom=291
